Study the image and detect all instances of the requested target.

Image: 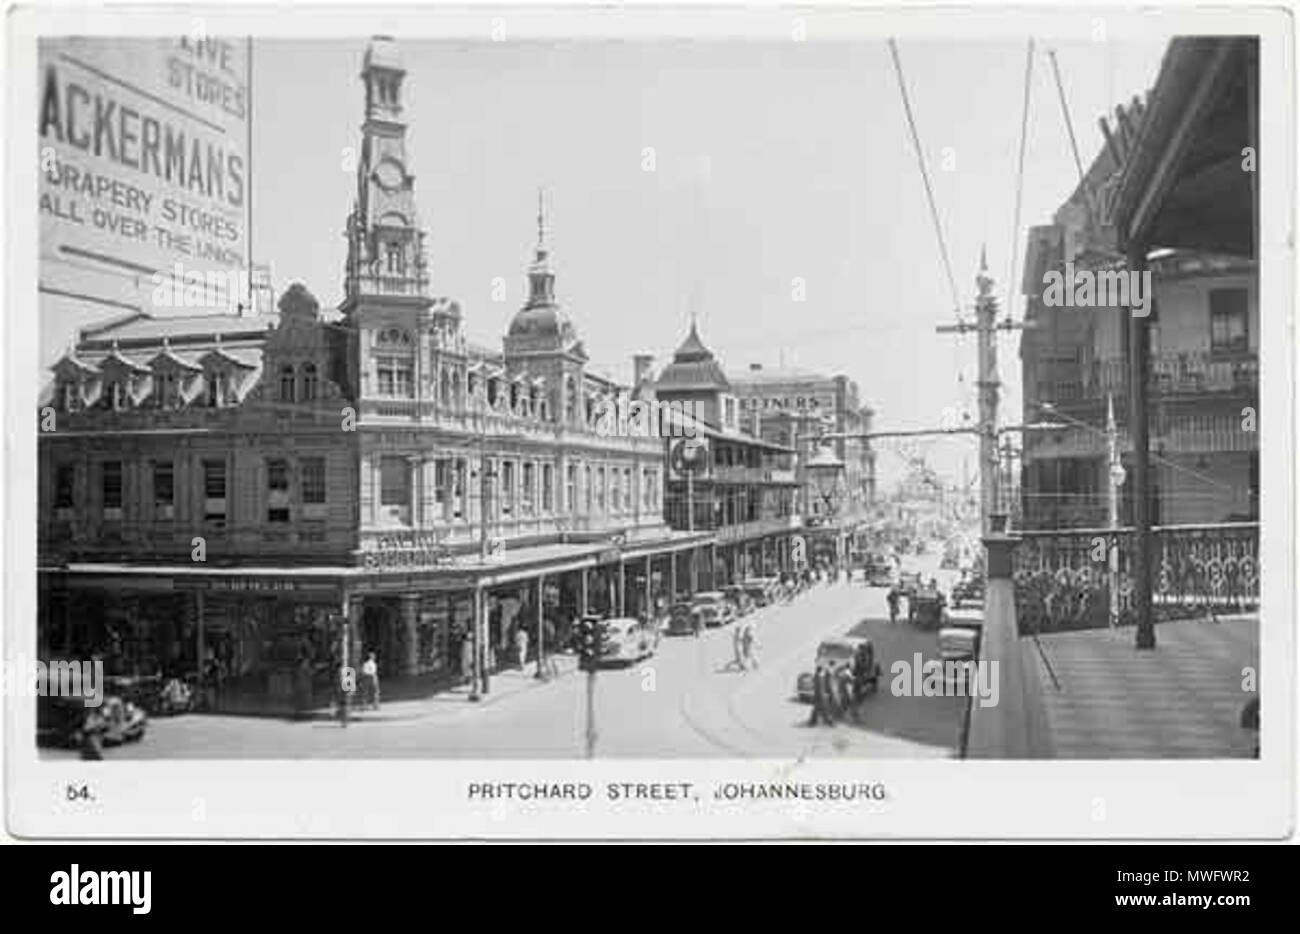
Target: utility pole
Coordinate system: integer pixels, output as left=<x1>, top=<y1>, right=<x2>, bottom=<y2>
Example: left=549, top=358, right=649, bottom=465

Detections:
left=1106, top=394, right=1126, bottom=631
left=936, top=248, right=1028, bottom=536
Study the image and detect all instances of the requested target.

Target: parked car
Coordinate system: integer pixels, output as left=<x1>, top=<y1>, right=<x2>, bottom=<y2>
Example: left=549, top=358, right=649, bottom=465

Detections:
left=38, top=693, right=147, bottom=748
left=951, top=571, right=985, bottom=608
left=691, top=591, right=734, bottom=626
left=743, top=577, right=780, bottom=608
left=598, top=616, right=659, bottom=665
left=666, top=602, right=700, bottom=636
left=796, top=637, right=881, bottom=703
left=722, top=585, right=755, bottom=617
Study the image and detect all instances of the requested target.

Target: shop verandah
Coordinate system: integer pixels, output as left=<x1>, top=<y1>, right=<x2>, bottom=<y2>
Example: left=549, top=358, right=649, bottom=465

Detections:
left=37, top=531, right=714, bottom=717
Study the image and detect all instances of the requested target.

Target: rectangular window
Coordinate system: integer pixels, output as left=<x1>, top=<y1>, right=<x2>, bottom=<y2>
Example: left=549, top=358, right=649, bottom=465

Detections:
left=566, top=465, right=577, bottom=515
left=395, top=361, right=414, bottom=398
left=596, top=467, right=606, bottom=513
left=55, top=464, right=76, bottom=510
left=266, top=458, right=291, bottom=523
left=501, top=460, right=515, bottom=517
left=380, top=456, right=410, bottom=507
left=1210, top=289, right=1249, bottom=353
left=543, top=464, right=555, bottom=513
left=101, top=461, right=123, bottom=514
left=522, top=462, right=535, bottom=514
left=434, top=458, right=449, bottom=515
left=623, top=468, right=632, bottom=512
left=377, top=358, right=396, bottom=396
left=204, top=459, right=227, bottom=523
left=301, top=458, right=326, bottom=504
left=642, top=469, right=652, bottom=511
left=453, top=458, right=466, bottom=520
left=153, top=461, right=174, bottom=519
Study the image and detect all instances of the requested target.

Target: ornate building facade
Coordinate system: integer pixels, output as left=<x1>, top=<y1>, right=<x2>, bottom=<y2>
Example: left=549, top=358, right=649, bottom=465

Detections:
left=36, top=38, right=710, bottom=712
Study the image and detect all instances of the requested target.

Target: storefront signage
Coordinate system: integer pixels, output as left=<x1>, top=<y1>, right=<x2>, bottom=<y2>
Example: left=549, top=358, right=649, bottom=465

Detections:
left=363, top=534, right=454, bottom=571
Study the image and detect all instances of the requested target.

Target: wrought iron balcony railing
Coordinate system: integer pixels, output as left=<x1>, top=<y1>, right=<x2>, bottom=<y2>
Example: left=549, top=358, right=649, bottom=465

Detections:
left=1012, top=522, right=1259, bottom=635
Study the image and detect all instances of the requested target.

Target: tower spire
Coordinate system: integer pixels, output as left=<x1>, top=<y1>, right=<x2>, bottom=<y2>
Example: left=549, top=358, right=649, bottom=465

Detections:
left=525, top=192, right=556, bottom=308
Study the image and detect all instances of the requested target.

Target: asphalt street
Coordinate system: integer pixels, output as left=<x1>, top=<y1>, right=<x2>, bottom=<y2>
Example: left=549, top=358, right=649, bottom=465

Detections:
left=44, top=581, right=966, bottom=760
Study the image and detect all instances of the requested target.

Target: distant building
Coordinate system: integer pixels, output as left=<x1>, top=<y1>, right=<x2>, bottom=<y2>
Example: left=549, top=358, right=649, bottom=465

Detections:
left=1019, top=94, right=1258, bottom=530
left=639, top=323, right=803, bottom=584
left=727, top=364, right=877, bottom=520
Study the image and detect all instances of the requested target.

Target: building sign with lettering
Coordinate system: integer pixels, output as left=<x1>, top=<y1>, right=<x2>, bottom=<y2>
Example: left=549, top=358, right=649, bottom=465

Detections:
left=362, top=534, right=455, bottom=571
left=38, top=37, right=251, bottom=303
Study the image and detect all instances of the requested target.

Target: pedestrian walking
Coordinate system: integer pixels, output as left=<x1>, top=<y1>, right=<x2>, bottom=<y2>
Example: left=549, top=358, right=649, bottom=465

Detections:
left=361, top=651, right=380, bottom=710
left=460, top=633, right=474, bottom=686
left=514, top=627, right=529, bottom=671
left=741, top=620, right=758, bottom=670
left=731, top=622, right=746, bottom=671
left=887, top=586, right=901, bottom=624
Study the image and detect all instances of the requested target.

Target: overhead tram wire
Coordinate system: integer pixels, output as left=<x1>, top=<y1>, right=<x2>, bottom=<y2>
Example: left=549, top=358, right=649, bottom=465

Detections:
left=887, top=38, right=962, bottom=320
left=1005, top=38, right=1035, bottom=324
left=1048, top=48, right=1087, bottom=187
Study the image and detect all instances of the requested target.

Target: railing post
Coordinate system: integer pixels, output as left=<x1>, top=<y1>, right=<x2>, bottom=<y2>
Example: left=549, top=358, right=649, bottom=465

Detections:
left=966, top=516, right=1050, bottom=758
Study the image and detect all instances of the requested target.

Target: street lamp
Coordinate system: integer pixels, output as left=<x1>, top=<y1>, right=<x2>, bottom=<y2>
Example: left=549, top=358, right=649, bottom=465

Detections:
left=806, top=442, right=846, bottom=519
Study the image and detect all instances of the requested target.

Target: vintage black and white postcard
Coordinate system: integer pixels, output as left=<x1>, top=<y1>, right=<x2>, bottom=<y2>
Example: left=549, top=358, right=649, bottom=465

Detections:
left=3, top=1, right=1294, bottom=841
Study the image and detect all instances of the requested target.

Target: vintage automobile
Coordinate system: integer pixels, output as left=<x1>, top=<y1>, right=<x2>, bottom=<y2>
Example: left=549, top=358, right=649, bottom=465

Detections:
left=865, top=558, right=897, bottom=588
left=897, top=571, right=923, bottom=598
left=742, top=577, right=781, bottom=608
left=908, top=584, right=947, bottom=629
left=39, top=693, right=147, bottom=748
left=665, top=602, right=701, bottom=636
left=796, top=637, right=882, bottom=703
left=691, top=591, right=735, bottom=626
left=598, top=616, right=659, bottom=665
left=951, top=572, right=985, bottom=608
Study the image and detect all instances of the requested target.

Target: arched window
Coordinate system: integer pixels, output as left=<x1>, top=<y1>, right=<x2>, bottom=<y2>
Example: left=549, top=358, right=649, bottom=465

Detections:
left=301, top=363, right=318, bottom=401
left=279, top=365, right=296, bottom=402
left=565, top=378, right=577, bottom=422
left=487, top=378, right=499, bottom=408
left=509, top=382, right=520, bottom=413
left=439, top=369, right=451, bottom=406
left=385, top=242, right=404, bottom=275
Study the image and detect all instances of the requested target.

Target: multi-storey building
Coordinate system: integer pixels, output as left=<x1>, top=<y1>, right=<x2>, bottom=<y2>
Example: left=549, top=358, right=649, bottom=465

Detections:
left=638, top=324, right=802, bottom=586
left=1019, top=96, right=1259, bottom=530
left=36, top=37, right=710, bottom=711
left=727, top=364, right=877, bottom=520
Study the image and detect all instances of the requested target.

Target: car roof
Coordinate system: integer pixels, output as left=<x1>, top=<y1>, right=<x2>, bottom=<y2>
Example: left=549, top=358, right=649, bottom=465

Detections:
left=693, top=591, right=725, bottom=600
left=818, top=637, right=867, bottom=651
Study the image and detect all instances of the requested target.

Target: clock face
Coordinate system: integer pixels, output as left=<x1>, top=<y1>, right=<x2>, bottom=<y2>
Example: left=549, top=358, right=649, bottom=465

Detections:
left=374, top=160, right=404, bottom=191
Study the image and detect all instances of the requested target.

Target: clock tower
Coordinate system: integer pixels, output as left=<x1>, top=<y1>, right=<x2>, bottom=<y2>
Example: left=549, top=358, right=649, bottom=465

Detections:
left=341, top=36, right=432, bottom=311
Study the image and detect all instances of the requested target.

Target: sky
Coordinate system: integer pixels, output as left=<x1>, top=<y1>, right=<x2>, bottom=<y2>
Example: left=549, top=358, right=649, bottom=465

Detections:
left=40, top=34, right=1172, bottom=491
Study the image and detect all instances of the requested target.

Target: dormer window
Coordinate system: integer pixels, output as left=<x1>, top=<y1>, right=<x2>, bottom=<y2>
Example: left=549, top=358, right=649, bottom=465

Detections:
left=103, top=380, right=127, bottom=411
left=61, top=381, right=81, bottom=413
left=205, top=372, right=228, bottom=408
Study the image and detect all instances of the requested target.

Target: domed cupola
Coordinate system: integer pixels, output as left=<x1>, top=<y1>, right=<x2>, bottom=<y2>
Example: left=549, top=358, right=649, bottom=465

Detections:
left=505, top=192, right=582, bottom=355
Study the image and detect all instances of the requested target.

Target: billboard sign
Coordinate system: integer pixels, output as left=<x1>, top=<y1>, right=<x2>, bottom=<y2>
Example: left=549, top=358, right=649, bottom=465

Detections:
left=38, top=36, right=251, bottom=306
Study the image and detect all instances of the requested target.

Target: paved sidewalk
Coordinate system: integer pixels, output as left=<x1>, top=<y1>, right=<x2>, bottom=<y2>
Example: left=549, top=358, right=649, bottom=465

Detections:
left=339, top=654, right=580, bottom=726
left=1027, top=616, right=1258, bottom=758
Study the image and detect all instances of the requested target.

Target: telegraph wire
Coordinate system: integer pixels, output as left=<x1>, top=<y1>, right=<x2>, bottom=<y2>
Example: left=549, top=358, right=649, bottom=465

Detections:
left=888, top=38, right=962, bottom=319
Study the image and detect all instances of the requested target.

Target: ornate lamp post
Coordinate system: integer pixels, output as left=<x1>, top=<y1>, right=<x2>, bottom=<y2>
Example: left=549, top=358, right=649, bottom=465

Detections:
left=806, top=443, right=846, bottom=575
